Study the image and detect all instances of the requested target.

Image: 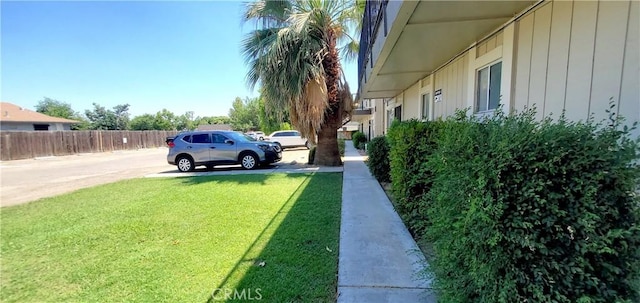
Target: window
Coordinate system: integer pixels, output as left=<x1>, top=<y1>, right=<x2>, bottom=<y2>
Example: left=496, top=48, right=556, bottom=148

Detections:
left=33, top=124, right=49, bottom=131
left=421, top=93, right=430, bottom=120
left=181, top=135, right=192, bottom=143
left=476, top=61, right=502, bottom=112
left=191, top=134, right=211, bottom=144
left=212, top=134, right=227, bottom=143
left=394, top=105, right=402, bottom=121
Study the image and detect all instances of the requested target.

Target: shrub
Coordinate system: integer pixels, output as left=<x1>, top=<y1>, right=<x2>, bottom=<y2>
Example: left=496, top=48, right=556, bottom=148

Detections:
left=338, top=139, right=345, bottom=157
left=366, top=136, right=390, bottom=182
left=425, top=109, right=640, bottom=302
left=387, top=119, right=443, bottom=237
left=352, top=131, right=366, bottom=149
left=307, top=146, right=316, bottom=164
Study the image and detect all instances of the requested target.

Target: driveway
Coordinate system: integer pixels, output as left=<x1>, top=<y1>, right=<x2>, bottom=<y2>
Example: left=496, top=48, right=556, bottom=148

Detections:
left=0, top=147, right=331, bottom=207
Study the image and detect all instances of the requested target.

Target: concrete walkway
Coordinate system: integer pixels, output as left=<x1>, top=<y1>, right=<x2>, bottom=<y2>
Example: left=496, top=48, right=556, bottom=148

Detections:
left=338, top=141, right=436, bottom=302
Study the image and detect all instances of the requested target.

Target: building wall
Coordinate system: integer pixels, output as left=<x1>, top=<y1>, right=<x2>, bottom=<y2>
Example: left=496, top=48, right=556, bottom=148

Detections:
left=372, top=99, right=385, bottom=137
left=402, top=82, right=422, bottom=120
left=433, top=55, right=471, bottom=118
left=1, top=122, right=34, bottom=131
left=382, top=0, right=638, bottom=136
left=1, top=122, right=73, bottom=131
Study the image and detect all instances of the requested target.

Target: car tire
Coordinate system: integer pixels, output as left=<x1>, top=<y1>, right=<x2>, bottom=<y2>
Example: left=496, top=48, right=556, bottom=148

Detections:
left=305, top=141, right=311, bottom=149
left=176, top=156, right=194, bottom=172
left=240, top=153, right=258, bottom=170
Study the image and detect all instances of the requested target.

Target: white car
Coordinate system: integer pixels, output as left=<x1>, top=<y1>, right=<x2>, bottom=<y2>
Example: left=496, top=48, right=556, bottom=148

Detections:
left=266, top=130, right=311, bottom=149
left=245, top=131, right=266, bottom=140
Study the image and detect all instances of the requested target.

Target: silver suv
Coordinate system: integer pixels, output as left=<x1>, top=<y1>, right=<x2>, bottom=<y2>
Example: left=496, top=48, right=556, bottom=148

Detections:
left=167, top=131, right=282, bottom=172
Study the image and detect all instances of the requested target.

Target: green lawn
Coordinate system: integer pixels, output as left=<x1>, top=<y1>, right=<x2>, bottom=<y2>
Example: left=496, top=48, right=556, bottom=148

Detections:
left=0, top=173, right=342, bottom=302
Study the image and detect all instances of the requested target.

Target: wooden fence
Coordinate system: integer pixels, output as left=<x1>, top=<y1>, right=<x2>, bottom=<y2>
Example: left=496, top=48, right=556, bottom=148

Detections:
left=0, top=130, right=178, bottom=161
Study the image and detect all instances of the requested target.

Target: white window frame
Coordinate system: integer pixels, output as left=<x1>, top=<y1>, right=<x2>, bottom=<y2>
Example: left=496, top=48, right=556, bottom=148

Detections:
left=475, top=60, right=502, bottom=113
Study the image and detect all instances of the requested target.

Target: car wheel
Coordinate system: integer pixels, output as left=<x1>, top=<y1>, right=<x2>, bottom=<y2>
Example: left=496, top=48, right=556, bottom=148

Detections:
left=177, top=156, right=194, bottom=172
left=240, top=153, right=258, bottom=170
left=305, top=141, right=311, bottom=149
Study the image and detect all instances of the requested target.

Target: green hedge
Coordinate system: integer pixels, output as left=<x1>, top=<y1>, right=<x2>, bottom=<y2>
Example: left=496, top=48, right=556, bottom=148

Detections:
left=389, top=110, right=640, bottom=302
left=338, top=139, right=345, bottom=157
left=387, top=119, right=443, bottom=237
left=366, top=136, right=390, bottom=182
left=352, top=131, right=366, bottom=149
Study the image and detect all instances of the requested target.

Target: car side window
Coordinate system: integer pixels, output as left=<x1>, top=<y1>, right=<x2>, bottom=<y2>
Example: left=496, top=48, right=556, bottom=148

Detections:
left=291, top=131, right=300, bottom=136
left=273, top=133, right=283, bottom=137
left=211, top=134, right=227, bottom=144
left=181, top=135, right=192, bottom=143
left=191, top=134, right=211, bottom=144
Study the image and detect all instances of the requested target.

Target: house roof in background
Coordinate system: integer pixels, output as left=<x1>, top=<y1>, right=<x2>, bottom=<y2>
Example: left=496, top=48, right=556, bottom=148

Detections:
left=0, top=102, right=79, bottom=124
left=196, top=124, right=233, bottom=131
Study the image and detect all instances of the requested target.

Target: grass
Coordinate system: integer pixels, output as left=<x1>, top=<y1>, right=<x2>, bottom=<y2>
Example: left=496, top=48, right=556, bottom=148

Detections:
left=1, top=173, right=342, bottom=302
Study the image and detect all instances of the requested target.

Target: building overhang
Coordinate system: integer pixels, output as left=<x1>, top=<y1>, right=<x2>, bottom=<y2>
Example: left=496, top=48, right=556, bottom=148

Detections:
left=360, top=0, right=538, bottom=99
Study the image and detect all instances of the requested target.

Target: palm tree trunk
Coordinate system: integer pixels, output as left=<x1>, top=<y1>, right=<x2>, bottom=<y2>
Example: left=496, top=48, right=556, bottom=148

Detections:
left=314, top=104, right=342, bottom=166
left=314, top=28, right=343, bottom=166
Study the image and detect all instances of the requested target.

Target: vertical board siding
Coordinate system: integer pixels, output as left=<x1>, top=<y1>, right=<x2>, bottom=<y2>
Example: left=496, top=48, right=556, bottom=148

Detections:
left=430, top=53, right=470, bottom=118
left=404, top=83, right=421, bottom=120
left=563, top=0, right=598, bottom=122
left=619, top=0, right=639, bottom=139
left=434, top=70, right=445, bottom=118
left=528, top=3, right=552, bottom=120
left=544, top=0, right=573, bottom=118
left=514, top=13, right=535, bottom=112
left=0, top=130, right=178, bottom=161
left=589, top=0, right=629, bottom=122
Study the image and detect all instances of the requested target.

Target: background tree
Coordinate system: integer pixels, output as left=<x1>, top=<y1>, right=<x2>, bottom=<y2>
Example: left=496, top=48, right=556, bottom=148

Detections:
left=258, top=95, right=291, bottom=134
left=242, top=0, right=359, bottom=165
left=35, top=97, right=90, bottom=130
left=85, top=103, right=117, bottom=130
left=84, top=103, right=130, bottom=130
left=112, top=104, right=130, bottom=130
left=228, top=97, right=260, bottom=132
left=175, top=111, right=196, bottom=131
left=153, top=109, right=177, bottom=130
left=130, top=114, right=156, bottom=130
left=35, top=97, right=76, bottom=119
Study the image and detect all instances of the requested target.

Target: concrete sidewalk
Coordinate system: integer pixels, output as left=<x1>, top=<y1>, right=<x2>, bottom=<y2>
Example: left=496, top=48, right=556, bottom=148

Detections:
left=338, top=141, right=436, bottom=302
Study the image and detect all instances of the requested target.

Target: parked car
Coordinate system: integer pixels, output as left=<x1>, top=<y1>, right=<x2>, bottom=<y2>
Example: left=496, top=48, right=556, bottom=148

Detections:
left=265, top=130, right=311, bottom=149
left=245, top=131, right=266, bottom=140
left=166, top=130, right=282, bottom=172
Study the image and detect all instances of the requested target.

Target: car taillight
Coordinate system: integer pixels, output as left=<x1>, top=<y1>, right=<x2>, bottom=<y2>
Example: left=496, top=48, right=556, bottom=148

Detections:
left=168, top=141, right=175, bottom=148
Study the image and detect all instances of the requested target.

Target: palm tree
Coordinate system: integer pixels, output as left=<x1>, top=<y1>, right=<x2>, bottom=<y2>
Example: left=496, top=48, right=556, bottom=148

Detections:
left=242, top=0, right=360, bottom=166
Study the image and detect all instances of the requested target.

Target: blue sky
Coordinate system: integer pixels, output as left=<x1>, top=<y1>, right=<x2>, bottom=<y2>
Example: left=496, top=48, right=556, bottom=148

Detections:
left=1, top=1, right=358, bottom=118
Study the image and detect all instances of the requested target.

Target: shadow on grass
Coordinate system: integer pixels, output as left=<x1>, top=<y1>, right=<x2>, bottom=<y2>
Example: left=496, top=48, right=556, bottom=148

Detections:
left=177, top=172, right=310, bottom=186
left=205, top=172, right=342, bottom=302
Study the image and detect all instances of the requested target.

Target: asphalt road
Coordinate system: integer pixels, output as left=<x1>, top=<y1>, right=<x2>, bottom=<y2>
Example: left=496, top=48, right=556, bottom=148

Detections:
left=0, top=147, right=311, bottom=207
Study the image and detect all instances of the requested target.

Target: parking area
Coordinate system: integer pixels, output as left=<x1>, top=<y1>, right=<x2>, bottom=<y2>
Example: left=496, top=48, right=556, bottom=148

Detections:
left=0, top=147, right=331, bottom=207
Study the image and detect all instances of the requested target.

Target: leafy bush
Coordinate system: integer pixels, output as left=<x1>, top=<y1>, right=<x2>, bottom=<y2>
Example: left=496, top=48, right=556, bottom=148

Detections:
left=366, top=136, right=390, bottom=182
left=352, top=131, right=366, bottom=149
left=338, top=139, right=345, bottom=157
left=308, top=146, right=316, bottom=164
left=423, top=109, right=640, bottom=302
left=387, top=119, right=443, bottom=237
